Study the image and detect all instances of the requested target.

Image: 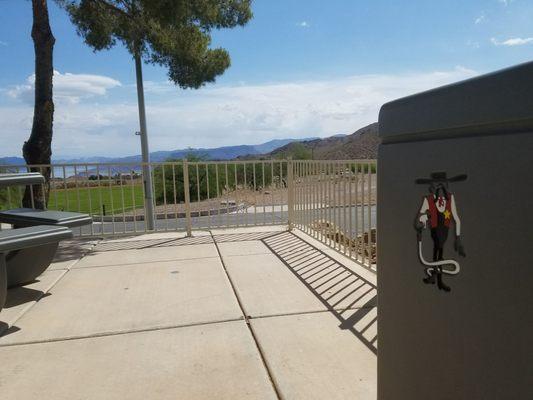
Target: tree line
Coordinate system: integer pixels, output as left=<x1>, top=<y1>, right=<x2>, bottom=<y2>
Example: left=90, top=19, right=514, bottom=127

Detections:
left=153, top=159, right=288, bottom=205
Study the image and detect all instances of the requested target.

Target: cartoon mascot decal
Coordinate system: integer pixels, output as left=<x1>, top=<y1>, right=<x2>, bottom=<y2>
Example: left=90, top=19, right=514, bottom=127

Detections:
left=414, top=172, right=466, bottom=292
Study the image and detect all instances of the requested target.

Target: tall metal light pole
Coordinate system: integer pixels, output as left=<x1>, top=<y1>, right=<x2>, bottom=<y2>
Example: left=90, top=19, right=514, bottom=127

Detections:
left=134, top=51, right=155, bottom=230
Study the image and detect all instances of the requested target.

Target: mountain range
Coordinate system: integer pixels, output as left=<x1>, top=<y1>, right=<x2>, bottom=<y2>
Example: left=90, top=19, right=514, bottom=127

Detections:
left=0, top=123, right=380, bottom=175
left=246, top=122, right=379, bottom=160
left=0, top=137, right=318, bottom=166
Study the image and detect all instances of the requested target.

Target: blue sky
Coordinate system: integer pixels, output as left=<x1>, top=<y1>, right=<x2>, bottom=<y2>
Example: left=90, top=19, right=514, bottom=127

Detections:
left=1, top=0, right=532, bottom=158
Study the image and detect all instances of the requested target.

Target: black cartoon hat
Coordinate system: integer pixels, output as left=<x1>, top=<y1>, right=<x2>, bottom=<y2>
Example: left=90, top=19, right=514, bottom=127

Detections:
left=415, top=171, right=467, bottom=185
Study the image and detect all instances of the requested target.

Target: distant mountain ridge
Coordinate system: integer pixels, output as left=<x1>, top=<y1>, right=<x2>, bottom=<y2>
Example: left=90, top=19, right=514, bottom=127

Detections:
left=0, top=137, right=318, bottom=166
left=0, top=123, right=379, bottom=171
left=262, top=122, right=379, bottom=160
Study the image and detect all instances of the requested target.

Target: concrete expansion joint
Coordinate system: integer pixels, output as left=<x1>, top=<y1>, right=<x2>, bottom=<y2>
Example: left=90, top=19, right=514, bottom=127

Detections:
left=209, top=230, right=283, bottom=400
left=0, top=318, right=245, bottom=348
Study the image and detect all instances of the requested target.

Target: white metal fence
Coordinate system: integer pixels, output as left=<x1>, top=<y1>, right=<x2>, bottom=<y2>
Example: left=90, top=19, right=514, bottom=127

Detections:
left=292, top=160, right=377, bottom=267
left=0, top=159, right=377, bottom=266
left=0, top=161, right=289, bottom=236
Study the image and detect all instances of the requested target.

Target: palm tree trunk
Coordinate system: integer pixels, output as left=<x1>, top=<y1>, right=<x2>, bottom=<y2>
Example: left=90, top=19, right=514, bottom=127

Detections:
left=23, top=0, right=55, bottom=209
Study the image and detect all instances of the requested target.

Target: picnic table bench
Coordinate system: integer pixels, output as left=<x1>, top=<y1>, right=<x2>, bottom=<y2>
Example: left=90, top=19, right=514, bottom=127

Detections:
left=0, top=172, right=92, bottom=312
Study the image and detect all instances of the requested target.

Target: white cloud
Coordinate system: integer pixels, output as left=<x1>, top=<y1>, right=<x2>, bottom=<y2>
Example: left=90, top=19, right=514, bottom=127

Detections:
left=6, top=71, right=121, bottom=104
left=297, top=21, right=310, bottom=28
left=0, top=40, right=7, bottom=46
left=498, top=0, right=513, bottom=6
left=491, top=37, right=533, bottom=46
left=0, top=67, right=478, bottom=159
left=474, top=14, right=486, bottom=24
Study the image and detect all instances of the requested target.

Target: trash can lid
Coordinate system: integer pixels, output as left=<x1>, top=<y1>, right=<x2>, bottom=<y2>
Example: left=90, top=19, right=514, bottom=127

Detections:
left=378, top=61, right=533, bottom=143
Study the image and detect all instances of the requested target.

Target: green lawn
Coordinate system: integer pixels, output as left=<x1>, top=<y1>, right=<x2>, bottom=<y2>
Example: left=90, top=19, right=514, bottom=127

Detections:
left=47, top=184, right=145, bottom=215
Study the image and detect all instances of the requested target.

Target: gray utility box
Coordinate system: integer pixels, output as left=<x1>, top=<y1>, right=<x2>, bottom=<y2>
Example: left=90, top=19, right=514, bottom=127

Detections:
left=377, top=62, right=533, bottom=400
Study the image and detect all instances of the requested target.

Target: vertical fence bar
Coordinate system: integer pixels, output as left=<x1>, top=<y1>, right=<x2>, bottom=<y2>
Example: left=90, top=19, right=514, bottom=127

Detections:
left=342, top=162, right=347, bottom=254
left=183, top=160, right=192, bottom=237
left=300, top=161, right=303, bottom=230
left=308, top=161, right=313, bottom=234
left=205, top=163, right=211, bottom=229
left=269, top=161, right=273, bottom=225
left=224, top=163, right=230, bottom=228
left=348, top=162, right=357, bottom=258
left=297, top=161, right=302, bottom=229
left=62, top=166, right=68, bottom=212
left=233, top=163, right=239, bottom=228
left=360, top=163, right=366, bottom=265
left=85, top=165, right=94, bottom=236
left=287, top=159, right=294, bottom=230
left=304, top=161, right=309, bottom=234
left=252, top=163, right=257, bottom=226
left=280, top=161, right=285, bottom=225
left=310, top=161, right=315, bottom=237
left=108, top=166, right=116, bottom=236
left=96, top=165, right=104, bottom=235
left=214, top=163, right=221, bottom=227
left=196, top=163, right=201, bottom=227
left=119, top=172, right=126, bottom=234
left=324, top=161, right=330, bottom=246
left=295, top=162, right=300, bottom=230
left=354, top=163, right=360, bottom=263
left=151, top=164, right=157, bottom=231
left=130, top=169, right=138, bottom=233
left=314, top=161, right=319, bottom=239
left=333, top=162, right=338, bottom=250
left=161, top=164, right=168, bottom=231
left=171, top=163, right=178, bottom=231
left=139, top=165, right=147, bottom=233
left=260, top=162, right=265, bottom=225
left=374, top=160, right=378, bottom=267
left=318, top=161, right=323, bottom=242
left=74, top=165, right=81, bottom=212
left=368, top=161, right=373, bottom=266
left=243, top=162, right=248, bottom=227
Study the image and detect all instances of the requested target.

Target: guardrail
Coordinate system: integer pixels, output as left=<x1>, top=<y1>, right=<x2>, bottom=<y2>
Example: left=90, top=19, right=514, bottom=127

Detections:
left=0, top=159, right=377, bottom=267
left=291, top=160, right=377, bottom=268
left=0, top=161, right=289, bottom=236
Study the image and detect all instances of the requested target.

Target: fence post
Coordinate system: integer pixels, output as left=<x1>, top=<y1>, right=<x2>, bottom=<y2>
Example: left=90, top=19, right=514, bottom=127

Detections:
left=182, top=160, right=192, bottom=237
left=287, top=159, right=294, bottom=231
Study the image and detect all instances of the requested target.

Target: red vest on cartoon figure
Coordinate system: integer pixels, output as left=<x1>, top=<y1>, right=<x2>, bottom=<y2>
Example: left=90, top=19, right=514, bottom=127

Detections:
left=426, top=194, right=452, bottom=228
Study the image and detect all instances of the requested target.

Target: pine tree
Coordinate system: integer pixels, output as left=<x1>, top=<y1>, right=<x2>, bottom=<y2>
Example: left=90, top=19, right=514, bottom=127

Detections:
left=58, top=0, right=252, bottom=227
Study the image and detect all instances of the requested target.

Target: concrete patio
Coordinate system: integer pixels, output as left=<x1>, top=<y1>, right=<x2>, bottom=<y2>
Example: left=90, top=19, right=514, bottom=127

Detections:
left=0, top=226, right=377, bottom=400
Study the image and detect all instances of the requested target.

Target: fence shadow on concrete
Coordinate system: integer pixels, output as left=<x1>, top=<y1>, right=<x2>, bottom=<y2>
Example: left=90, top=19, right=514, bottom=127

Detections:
left=262, top=231, right=377, bottom=354
left=212, top=231, right=284, bottom=243
left=52, top=238, right=96, bottom=263
left=92, top=235, right=214, bottom=252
